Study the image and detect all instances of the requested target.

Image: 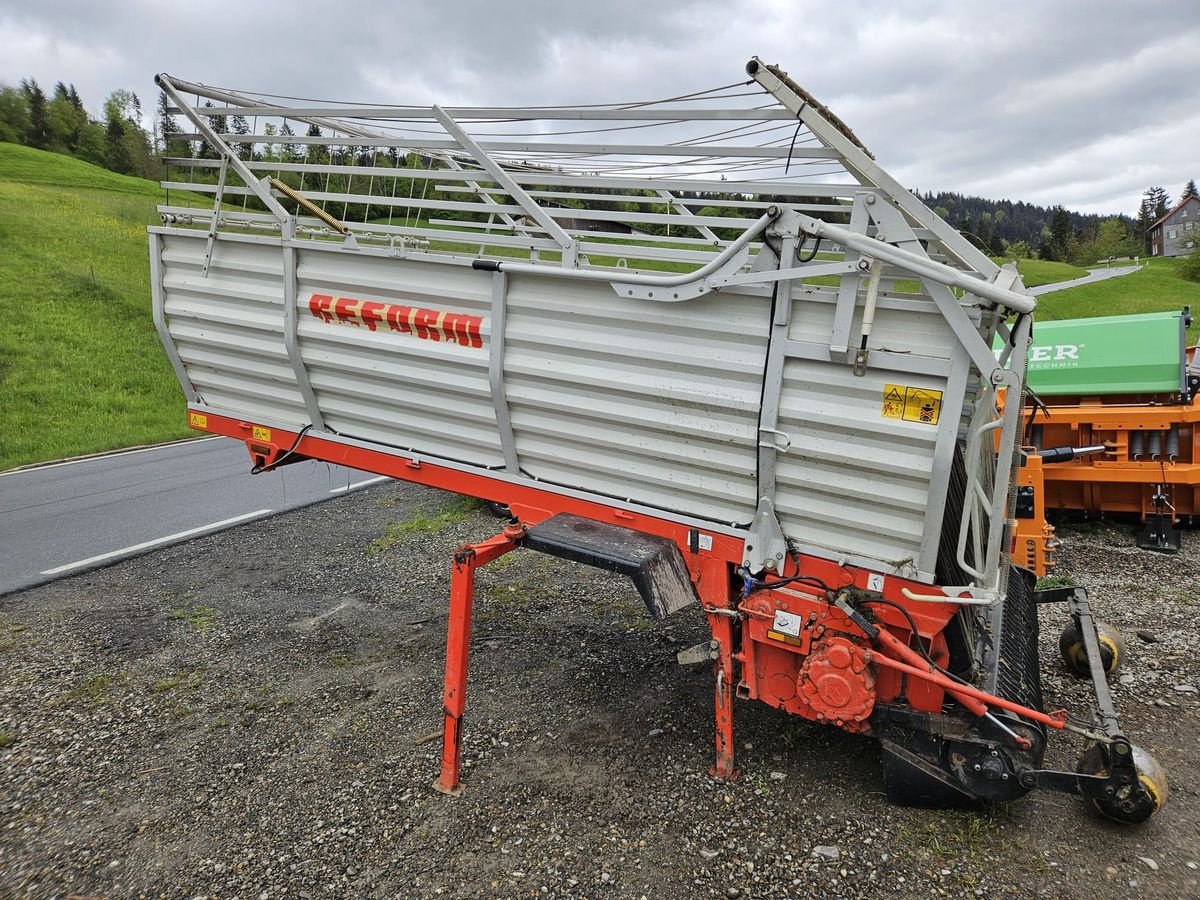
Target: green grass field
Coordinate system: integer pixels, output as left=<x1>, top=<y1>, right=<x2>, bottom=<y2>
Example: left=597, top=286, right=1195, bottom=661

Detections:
left=1003, top=257, right=1088, bottom=287
left=2, top=140, right=1196, bottom=471
left=0, top=143, right=193, bottom=470
left=1034, top=257, right=1198, bottom=339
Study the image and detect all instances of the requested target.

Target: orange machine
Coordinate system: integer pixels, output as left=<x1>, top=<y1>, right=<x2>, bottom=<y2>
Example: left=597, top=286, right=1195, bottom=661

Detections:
left=1018, top=309, right=1197, bottom=552
left=1013, top=453, right=1059, bottom=576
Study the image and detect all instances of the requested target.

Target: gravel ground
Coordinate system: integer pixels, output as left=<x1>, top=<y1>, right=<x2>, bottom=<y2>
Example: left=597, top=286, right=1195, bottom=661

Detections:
left=1, top=481, right=1198, bottom=899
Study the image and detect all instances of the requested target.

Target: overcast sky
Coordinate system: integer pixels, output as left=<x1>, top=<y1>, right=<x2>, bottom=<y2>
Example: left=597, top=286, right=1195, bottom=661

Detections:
left=1, top=1, right=1196, bottom=216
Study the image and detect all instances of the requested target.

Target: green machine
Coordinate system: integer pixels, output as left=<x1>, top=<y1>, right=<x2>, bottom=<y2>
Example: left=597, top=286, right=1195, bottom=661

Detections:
left=999, top=308, right=1193, bottom=398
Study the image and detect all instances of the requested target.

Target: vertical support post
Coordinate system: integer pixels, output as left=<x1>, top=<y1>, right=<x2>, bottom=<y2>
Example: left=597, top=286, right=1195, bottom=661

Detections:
left=437, top=548, right=478, bottom=795
left=434, top=527, right=523, bottom=796
left=706, top=610, right=739, bottom=780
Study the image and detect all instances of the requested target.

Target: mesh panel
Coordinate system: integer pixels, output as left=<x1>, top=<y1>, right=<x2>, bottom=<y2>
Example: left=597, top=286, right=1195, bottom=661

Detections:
left=990, top=565, right=1043, bottom=712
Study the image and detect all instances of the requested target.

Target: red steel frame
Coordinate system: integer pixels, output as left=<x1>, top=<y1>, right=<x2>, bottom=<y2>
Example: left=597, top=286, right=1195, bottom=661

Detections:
left=194, top=409, right=1064, bottom=793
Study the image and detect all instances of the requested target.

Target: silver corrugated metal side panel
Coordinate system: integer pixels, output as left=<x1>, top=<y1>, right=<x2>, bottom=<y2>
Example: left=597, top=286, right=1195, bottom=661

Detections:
left=157, top=229, right=984, bottom=571
left=502, top=276, right=770, bottom=525
left=775, top=290, right=973, bottom=573
left=160, top=233, right=308, bottom=425
left=294, top=245, right=503, bottom=467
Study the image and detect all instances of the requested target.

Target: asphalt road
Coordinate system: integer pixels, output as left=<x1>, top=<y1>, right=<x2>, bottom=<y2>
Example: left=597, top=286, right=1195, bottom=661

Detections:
left=0, top=437, right=389, bottom=596
left=1029, top=264, right=1141, bottom=296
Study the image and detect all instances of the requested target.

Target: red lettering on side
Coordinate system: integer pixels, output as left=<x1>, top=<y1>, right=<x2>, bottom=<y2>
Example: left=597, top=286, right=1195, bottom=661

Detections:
left=442, top=312, right=466, bottom=346
left=442, top=312, right=485, bottom=348
left=385, top=305, right=414, bottom=334
left=310, top=292, right=483, bottom=349
left=359, top=301, right=385, bottom=332
left=465, top=316, right=483, bottom=349
left=333, top=297, right=360, bottom=327
left=413, top=308, right=441, bottom=341
left=309, top=293, right=335, bottom=323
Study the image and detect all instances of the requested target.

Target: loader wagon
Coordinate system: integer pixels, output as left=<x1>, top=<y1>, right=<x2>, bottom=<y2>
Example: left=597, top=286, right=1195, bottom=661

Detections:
left=150, top=58, right=1166, bottom=822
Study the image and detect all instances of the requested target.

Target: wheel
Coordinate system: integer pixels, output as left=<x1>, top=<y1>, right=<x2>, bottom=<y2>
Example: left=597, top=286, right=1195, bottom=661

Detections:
left=1059, top=620, right=1125, bottom=677
left=1077, top=743, right=1167, bottom=825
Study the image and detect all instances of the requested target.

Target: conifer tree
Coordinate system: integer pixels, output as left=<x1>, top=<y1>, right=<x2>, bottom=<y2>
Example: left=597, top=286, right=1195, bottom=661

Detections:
left=231, top=114, right=252, bottom=160
left=20, top=78, right=50, bottom=149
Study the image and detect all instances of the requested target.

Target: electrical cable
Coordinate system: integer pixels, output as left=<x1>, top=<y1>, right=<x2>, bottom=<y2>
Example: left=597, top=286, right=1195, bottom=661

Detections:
left=796, top=235, right=823, bottom=263
left=855, top=598, right=946, bottom=674
left=250, top=424, right=313, bottom=474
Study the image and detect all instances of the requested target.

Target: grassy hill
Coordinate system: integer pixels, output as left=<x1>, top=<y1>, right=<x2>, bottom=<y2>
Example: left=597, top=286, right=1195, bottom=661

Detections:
left=1004, top=257, right=1088, bottom=287
left=1033, top=257, right=1197, bottom=339
left=1, top=140, right=1196, bottom=471
left=0, top=143, right=193, bottom=470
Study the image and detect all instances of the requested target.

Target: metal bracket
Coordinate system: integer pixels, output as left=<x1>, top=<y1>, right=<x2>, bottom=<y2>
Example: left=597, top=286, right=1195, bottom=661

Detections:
left=757, top=427, right=791, bottom=454
left=616, top=243, right=752, bottom=301
left=743, top=497, right=788, bottom=574
left=677, top=640, right=720, bottom=666
left=487, top=271, right=519, bottom=474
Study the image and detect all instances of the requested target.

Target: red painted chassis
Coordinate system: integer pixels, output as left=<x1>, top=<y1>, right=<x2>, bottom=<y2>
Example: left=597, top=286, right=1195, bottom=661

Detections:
left=199, top=410, right=1072, bottom=794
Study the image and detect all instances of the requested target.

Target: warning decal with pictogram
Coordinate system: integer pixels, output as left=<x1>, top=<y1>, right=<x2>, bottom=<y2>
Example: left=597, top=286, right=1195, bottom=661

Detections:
left=881, top=384, right=942, bottom=425
left=881, top=384, right=905, bottom=419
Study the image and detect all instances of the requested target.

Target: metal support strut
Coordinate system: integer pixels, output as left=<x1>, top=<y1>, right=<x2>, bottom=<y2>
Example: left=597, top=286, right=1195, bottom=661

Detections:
left=435, top=524, right=524, bottom=795
left=707, top=611, right=738, bottom=780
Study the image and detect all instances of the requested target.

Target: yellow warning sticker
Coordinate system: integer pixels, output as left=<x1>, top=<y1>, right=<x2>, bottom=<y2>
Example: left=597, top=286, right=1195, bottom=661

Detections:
left=252, top=426, right=272, bottom=442
left=903, top=387, right=942, bottom=425
left=882, top=384, right=942, bottom=426
left=188, top=412, right=208, bottom=429
left=882, top=384, right=905, bottom=419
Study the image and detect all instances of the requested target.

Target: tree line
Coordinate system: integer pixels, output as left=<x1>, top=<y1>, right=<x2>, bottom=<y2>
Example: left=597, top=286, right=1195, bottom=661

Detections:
left=0, top=79, right=158, bottom=178
left=2, top=75, right=1197, bottom=275
left=919, top=182, right=1199, bottom=267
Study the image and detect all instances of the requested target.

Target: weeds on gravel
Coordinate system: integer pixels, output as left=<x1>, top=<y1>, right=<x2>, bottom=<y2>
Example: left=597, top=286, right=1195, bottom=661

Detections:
left=746, top=772, right=772, bottom=796
left=370, top=496, right=481, bottom=552
left=151, top=668, right=205, bottom=694
left=55, top=673, right=122, bottom=707
left=0, top=731, right=13, bottom=749
left=0, top=622, right=29, bottom=652
left=920, top=809, right=1004, bottom=861
left=169, top=603, right=220, bottom=633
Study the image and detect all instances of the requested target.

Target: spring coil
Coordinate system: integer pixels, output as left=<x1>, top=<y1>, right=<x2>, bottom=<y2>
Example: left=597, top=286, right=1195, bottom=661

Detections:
left=1167, top=425, right=1180, bottom=462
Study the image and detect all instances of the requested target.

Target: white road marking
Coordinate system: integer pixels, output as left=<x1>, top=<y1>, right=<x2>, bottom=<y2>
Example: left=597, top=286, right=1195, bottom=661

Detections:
left=0, top=436, right=224, bottom=479
left=40, top=509, right=274, bottom=575
left=328, top=476, right=390, bottom=494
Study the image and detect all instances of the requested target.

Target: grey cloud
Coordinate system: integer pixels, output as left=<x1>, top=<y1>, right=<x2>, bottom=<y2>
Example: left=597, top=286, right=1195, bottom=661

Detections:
left=0, top=0, right=1196, bottom=214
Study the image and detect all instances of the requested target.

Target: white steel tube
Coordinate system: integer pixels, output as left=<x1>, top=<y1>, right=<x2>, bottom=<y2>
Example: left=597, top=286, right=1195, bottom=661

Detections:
left=155, top=75, right=290, bottom=223
left=797, top=215, right=1037, bottom=314
left=479, top=209, right=777, bottom=286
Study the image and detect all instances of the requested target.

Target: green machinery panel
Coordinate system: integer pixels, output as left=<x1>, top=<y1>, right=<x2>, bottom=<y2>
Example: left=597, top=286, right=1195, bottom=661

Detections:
left=998, top=310, right=1188, bottom=396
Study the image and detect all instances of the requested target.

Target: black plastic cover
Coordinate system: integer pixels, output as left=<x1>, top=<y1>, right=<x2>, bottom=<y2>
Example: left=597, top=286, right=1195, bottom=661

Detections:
left=523, top=513, right=698, bottom=619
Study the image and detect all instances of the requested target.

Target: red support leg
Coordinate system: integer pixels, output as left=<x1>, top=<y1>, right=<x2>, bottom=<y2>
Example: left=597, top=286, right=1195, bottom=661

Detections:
left=707, top=612, right=739, bottom=780
left=435, top=528, right=522, bottom=796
